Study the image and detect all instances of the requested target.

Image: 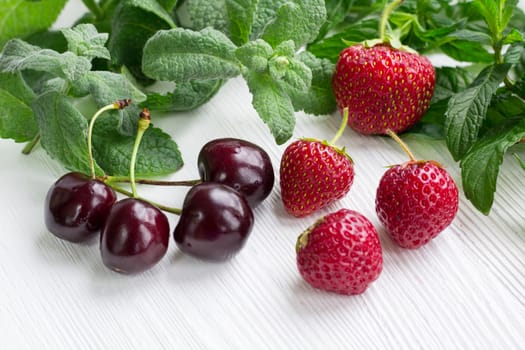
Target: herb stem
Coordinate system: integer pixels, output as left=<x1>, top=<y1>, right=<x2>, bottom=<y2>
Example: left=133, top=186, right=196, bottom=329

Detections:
left=81, top=0, right=104, bottom=19
left=22, top=133, right=41, bottom=155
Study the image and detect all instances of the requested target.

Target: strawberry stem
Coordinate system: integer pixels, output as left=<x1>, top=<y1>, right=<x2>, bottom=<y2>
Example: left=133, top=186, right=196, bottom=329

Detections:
left=330, top=107, right=349, bottom=145
left=386, top=129, right=416, bottom=161
left=379, top=0, right=404, bottom=42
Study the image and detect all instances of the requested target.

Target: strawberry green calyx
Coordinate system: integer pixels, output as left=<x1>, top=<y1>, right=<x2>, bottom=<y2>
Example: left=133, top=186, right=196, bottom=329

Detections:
left=295, top=216, right=324, bottom=252
left=360, top=0, right=416, bottom=54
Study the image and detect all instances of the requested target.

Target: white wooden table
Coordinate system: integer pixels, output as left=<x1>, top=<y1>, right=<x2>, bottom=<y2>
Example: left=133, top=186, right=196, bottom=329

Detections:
left=1, top=1, right=524, bottom=349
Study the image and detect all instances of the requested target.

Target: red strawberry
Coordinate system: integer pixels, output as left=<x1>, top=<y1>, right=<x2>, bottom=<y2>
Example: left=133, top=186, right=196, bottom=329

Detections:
left=279, top=111, right=354, bottom=217
left=296, top=208, right=383, bottom=295
left=332, top=44, right=435, bottom=135
left=375, top=132, right=459, bottom=249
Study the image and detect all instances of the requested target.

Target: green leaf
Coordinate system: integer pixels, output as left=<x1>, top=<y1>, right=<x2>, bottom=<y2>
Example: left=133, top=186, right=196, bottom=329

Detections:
left=78, top=70, right=147, bottom=136
left=142, top=28, right=241, bottom=82
left=270, top=57, right=312, bottom=94
left=261, top=0, right=327, bottom=48
left=0, top=39, right=91, bottom=82
left=250, top=0, right=288, bottom=40
left=444, top=63, right=511, bottom=161
left=0, top=72, right=37, bottom=142
left=245, top=71, right=295, bottom=144
left=157, top=0, right=178, bottom=11
left=184, top=0, right=229, bottom=34
left=109, top=0, right=175, bottom=83
left=460, top=117, right=525, bottom=214
left=314, top=0, right=356, bottom=43
left=440, top=40, right=494, bottom=63
left=143, top=80, right=223, bottom=112
left=0, top=0, right=68, bottom=47
left=473, top=0, right=519, bottom=42
left=61, top=24, right=110, bottom=61
left=226, top=0, right=258, bottom=45
left=288, top=51, right=336, bottom=116
left=32, top=91, right=100, bottom=174
left=432, top=66, right=477, bottom=102
left=503, top=28, right=524, bottom=45
left=92, top=110, right=184, bottom=176
left=235, top=39, right=274, bottom=72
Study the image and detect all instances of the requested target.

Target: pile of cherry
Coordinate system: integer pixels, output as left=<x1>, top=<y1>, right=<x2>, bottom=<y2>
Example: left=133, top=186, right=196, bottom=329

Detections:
left=44, top=136, right=274, bottom=274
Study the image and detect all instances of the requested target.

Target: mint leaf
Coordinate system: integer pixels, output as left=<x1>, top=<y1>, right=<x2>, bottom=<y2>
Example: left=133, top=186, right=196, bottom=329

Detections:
left=109, top=0, right=175, bottom=82
left=270, top=56, right=312, bottom=93
left=250, top=0, right=288, bottom=40
left=0, top=0, right=68, bottom=47
left=226, top=0, right=258, bottom=45
left=444, top=63, right=511, bottom=160
left=245, top=71, right=295, bottom=144
left=143, top=80, right=223, bottom=112
left=142, top=28, right=241, bottom=82
left=79, top=70, right=147, bottom=136
left=185, top=0, right=230, bottom=35
left=235, top=39, right=273, bottom=72
left=432, top=67, right=477, bottom=102
left=460, top=117, right=525, bottom=214
left=473, top=0, right=519, bottom=42
left=32, top=91, right=100, bottom=174
left=157, top=0, right=178, bottom=11
left=0, top=39, right=91, bottom=82
left=61, top=24, right=111, bottom=61
left=288, top=51, right=336, bottom=115
left=92, top=112, right=183, bottom=176
left=261, top=0, right=327, bottom=49
left=0, top=72, right=37, bottom=142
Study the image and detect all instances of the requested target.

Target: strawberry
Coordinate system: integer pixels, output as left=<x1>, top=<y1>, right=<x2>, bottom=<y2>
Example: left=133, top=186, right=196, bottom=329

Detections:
left=296, top=208, right=383, bottom=295
left=279, top=109, right=354, bottom=217
left=331, top=0, right=435, bottom=135
left=332, top=44, right=435, bottom=135
left=375, top=131, right=459, bottom=249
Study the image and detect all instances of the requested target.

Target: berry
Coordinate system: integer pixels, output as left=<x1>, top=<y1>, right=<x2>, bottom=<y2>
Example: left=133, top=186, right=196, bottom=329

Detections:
left=332, top=44, right=435, bottom=135
left=198, top=138, right=274, bottom=207
left=375, top=160, right=459, bottom=249
left=174, top=182, right=254, bottom=261
left=100, top=198, right=170, bottom=274
left=279, top=139, right=354, bottom=217
left=296, top=208, right=383, bottom=295
left=44, top=172, right=117, bottom=242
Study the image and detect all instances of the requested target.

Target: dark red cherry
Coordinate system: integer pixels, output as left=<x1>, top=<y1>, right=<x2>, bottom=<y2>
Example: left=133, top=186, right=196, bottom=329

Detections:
left=100, top=198, right=170, bottom=274
left=197, top=138, right=274, bottom=207
left=174, top=182, right=254, bottom=260
left=44, top=172, right=117, bottom=243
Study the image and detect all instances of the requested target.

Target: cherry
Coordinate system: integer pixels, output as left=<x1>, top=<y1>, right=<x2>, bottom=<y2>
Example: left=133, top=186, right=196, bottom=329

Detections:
left=44, top=172, right=117, bottom=242
left=174, top=182, right=254, bottom=260
left=100, top=198, right=170, bottom=274
left=197, top=138, right=274, bottom=207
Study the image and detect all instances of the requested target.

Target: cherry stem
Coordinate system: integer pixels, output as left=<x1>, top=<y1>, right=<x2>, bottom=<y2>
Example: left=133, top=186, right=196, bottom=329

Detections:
left=386, top=129, right=416, bottom=161
left=379, top=0, right=403, bottom=42
left=105, top=176, right=202, bottom=187
left=330, top=107, right=349, bottom=145
left=110, top=184, right=182, bottom=215
left=129, top=108, right=151, bottom=198
left=87, top=99, right=131, bottom=179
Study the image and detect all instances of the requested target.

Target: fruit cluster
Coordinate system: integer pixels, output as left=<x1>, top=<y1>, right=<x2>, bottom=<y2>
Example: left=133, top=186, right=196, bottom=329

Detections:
left=44, top=102, right=274, bottom=273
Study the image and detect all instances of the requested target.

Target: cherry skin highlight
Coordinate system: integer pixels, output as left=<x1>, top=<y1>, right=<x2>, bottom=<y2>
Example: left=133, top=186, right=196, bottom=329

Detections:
left=100, top=198, right=170, bottom=274
left=174, top=182, right=254, bottom=261
left=198, top=138, right=274, bottom=207
left=44, top=172, right=117, bottom=243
